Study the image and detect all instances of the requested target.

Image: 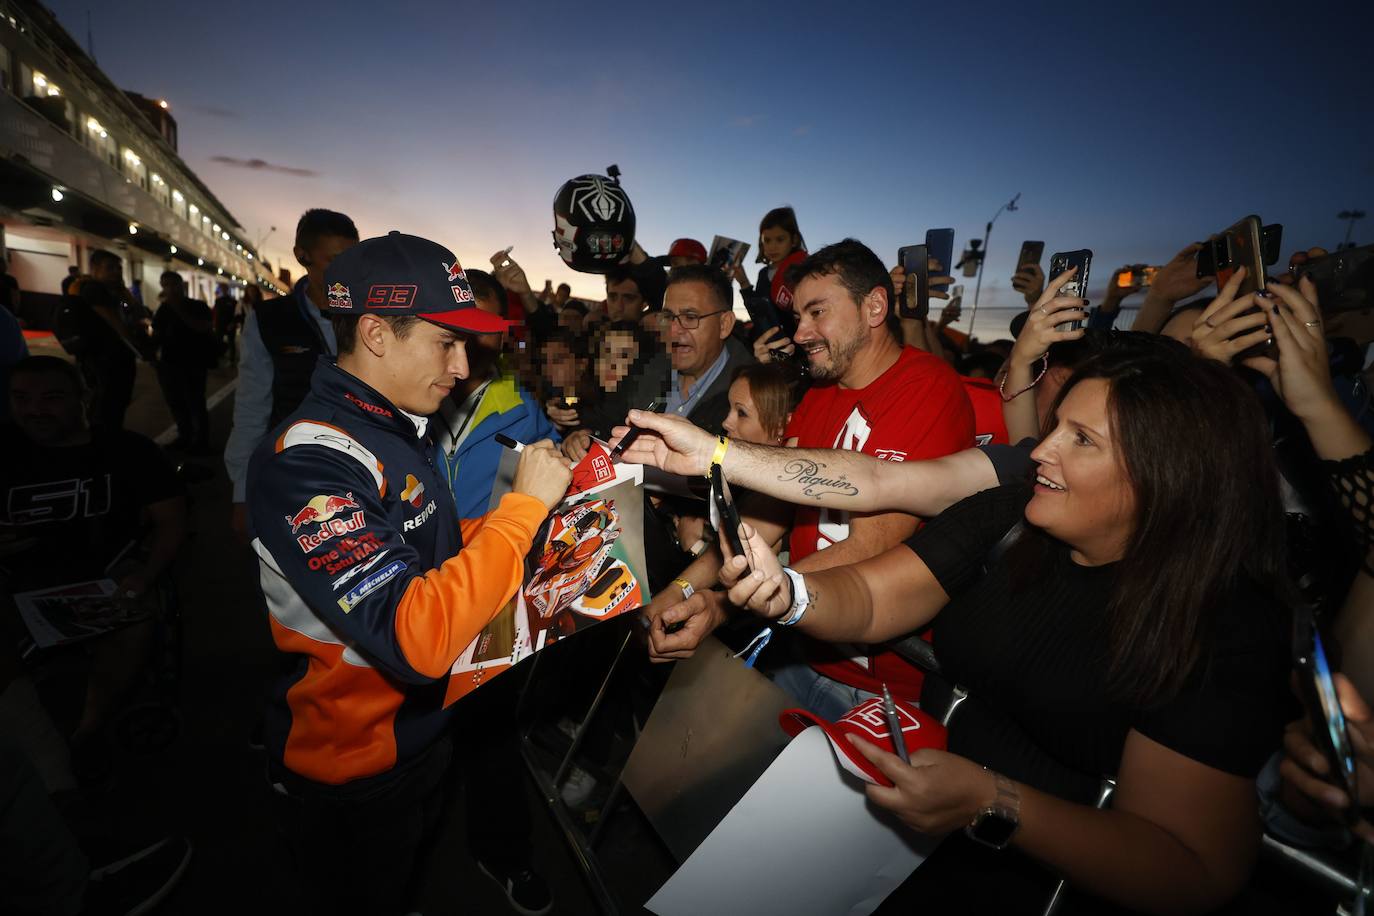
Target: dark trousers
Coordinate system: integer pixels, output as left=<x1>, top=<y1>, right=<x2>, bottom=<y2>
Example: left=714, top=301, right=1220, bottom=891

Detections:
left=156, top=360, right=209, bottom=447
left=271, top=737, right=453, bottom=916
left=80, top=355, right=134, bottom=433
left=0, top=740, right=88, bottom=916
left=453, top=668, right=533, bottom=873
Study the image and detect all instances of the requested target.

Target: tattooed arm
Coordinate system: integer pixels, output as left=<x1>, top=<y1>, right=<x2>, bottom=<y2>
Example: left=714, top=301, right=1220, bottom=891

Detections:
left=612, top=409, right=998, bottom=517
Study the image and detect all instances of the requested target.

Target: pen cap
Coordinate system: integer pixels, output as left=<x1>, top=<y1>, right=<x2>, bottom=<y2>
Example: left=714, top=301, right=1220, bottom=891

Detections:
left=780, top=697, right=946, bottom=787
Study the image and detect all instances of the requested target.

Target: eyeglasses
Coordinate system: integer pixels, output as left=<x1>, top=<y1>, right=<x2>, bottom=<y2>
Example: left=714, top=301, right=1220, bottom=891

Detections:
left=664, top=308, right=729, bottom=330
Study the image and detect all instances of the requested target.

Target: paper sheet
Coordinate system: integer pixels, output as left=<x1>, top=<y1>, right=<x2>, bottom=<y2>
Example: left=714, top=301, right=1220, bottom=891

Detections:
left=646, top=726, right=940, bottom=916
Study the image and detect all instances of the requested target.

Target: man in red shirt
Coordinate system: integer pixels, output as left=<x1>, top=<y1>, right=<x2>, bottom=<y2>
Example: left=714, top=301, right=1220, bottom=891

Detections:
left=642, top=238, right=973, bottom=715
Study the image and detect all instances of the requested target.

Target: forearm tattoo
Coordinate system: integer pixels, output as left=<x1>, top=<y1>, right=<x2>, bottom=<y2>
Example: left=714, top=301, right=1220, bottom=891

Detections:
left=778, top=459, right=859, bottom=501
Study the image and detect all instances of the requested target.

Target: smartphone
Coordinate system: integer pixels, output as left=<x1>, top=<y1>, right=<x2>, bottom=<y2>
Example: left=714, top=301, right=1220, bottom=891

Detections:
left=1297, top=244, right=1374, bottom=314
left=897, top=244, right=929, bottom=319
left=925, top=229, right=955, bottom=294
left=1016, top=240, right=1045, bottom=272
left=1197, top=218, right=1277, bottom=280
left=1048, top=249, right=1092, bottom=331
left=1117, top=265, right=1159, bottom=289
left=1213, top=215, right=1265, bottom=296
left=744, top=295, right=785, bottom=337
left=1293, top=604, right=1360, bottom=823
left=710, top=465, right=747, bottom=566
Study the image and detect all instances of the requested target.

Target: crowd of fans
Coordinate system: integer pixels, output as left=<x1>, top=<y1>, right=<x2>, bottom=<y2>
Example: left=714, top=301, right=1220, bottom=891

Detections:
left=0, top=196, right=1371, bottom=916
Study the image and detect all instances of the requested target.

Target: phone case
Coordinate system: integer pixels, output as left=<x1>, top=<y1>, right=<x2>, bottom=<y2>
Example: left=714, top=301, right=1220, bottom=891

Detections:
left=1017, top=241, right=1045, bottom=269
left=925, top=229, right=955, bottom=294
left=1048, top=249, right=1092, bottom=331
left=897, top=245, right=928, bottom=319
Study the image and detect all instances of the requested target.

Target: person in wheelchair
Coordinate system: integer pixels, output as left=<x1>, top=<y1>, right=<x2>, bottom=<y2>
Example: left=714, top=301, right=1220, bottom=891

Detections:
left=0, top=356, right=185, bottom=764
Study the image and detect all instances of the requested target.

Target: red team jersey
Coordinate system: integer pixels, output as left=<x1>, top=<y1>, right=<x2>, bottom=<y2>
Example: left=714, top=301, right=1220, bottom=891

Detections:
left=785, top=345, right=975, bottom=700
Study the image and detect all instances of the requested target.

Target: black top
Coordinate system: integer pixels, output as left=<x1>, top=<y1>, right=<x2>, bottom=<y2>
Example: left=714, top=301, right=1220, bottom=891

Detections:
left=881, top=483, right=1291, bottom=914
left=153, top=298, right=213, bottom=366
left=0, top=428, right=181, bottom=587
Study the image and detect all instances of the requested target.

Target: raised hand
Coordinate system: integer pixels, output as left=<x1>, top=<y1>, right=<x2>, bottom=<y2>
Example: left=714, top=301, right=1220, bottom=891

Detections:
left=608, top=409, right=717, bottom=476
left=718, top=522, right=788, bottom=619
left=1011, top=263, right=1045, bottom=308
left=1008, top=267, right=1087, bottom=370
left=752, top=325, right=794, bottom=364
left=1189, top=267, right=1269, bottom=365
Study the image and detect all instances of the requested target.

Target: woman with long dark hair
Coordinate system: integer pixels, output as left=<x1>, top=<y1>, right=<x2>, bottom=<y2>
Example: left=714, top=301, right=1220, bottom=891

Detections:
left=718, top=339, right=1294, bottom=914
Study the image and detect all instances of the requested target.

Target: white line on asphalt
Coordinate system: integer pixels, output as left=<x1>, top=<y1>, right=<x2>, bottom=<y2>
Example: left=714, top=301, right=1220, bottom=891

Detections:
left=153, top=378, right=238, bottom=446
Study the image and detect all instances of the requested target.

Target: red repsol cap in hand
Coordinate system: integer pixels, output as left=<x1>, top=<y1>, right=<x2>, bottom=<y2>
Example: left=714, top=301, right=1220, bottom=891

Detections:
left=780, top=696, right=947, bottom=787
left=323, top=231, right=514, bottom=334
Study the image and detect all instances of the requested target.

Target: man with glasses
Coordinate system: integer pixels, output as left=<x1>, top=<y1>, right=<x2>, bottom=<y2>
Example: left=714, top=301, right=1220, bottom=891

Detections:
left=661, top=264, right=752, bottom=432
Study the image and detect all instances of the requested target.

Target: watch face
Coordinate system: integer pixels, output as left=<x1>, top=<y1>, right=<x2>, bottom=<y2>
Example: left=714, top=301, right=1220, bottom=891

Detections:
left=968, top=812, right=1017, bottom=849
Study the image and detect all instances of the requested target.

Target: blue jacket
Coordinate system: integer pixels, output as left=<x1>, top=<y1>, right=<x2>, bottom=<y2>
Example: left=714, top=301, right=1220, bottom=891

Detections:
left=435, top=374, right=560, bottom=519
left=246, top=357, right=547, bottom=786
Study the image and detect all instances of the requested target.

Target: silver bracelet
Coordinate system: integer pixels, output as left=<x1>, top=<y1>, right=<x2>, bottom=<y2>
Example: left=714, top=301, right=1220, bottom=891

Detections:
left=777, top=567, right=810, bottom=627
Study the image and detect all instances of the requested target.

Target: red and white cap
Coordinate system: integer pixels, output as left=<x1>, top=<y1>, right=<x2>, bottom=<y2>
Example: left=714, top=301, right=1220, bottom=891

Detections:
left=779, top=696, right=947, bottom=787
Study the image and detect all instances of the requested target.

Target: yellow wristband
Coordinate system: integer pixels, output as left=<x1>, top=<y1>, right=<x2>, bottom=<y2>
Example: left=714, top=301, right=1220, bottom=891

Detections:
left=672, top=577, right=695, bottom=600
left=708, top=435, right=730, bottom=477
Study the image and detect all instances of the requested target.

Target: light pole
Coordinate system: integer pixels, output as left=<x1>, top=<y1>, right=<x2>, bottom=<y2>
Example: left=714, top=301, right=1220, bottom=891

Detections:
left=1338, top=210, right=1365, bottom=250
left=968, top=192, right=1020, bottom=337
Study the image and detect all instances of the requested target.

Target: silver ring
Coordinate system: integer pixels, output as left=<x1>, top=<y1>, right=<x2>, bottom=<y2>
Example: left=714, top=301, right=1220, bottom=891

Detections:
left=1304, top=320, right=1320, bottom=328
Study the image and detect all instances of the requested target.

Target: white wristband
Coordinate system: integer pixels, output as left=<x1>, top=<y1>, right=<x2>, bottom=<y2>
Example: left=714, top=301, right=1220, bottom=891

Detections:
left=777, top=567, right=809, bottom=627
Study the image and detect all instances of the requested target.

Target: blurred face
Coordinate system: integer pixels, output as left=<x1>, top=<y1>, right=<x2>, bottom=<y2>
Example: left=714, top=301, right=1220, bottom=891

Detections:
left=555, top=284, right=571, bottom=307
left=761, top=226, right=794, bottom=265
left=466, top=294, right=505, bottom=374
left=90, top=258, right=122, bottom=287
left=559, top=306, right=585, bottom=333
left=721, top=378, right=779, bottom=444
left=540, top=341, right=584, bottom=393
left=596, top=330, right=638, bottom=391
left=665, top=281, right=734, bottom=377
left=1025, top=378, right=1136, bottom=565
left=160, top=275, right=185, bottom=302
left=791, top=273, right=873, bottom=383
left=297, top=234, right=357, bottom=290
left=640, top=309, right=672, bottom=347
left=10, top=370, right=86, bottom=446
left=376, top=319, right=469, bottom=415
left=605, top=278, right=645, bottom=321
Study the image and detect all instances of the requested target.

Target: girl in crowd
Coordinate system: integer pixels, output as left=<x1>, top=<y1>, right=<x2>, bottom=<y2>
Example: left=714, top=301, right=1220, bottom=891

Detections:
left=736, top=207, right=808, bottom=359
left=720, top=335, right=1294, bottom=914
left=536, top=330, right=593, bottom=436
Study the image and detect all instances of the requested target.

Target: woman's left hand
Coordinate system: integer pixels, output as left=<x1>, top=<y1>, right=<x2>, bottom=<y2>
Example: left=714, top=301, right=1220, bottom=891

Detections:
left=847, top=736, right=997, bottom=836
left=1242, top=277, right=1339, bottom=421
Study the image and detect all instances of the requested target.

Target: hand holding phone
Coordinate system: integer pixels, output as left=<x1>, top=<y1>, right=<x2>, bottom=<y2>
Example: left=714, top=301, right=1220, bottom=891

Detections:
left=925, top=229, right=955, bottom=295
left=897, top=244, right=930, bottom=320
left=1291, top=605, right=1369, bottom=826
left=1047, top=249, right=1093, bottom=331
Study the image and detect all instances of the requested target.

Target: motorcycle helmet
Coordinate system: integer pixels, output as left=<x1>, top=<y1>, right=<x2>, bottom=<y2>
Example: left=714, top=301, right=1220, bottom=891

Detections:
left=552, top=169, right=636, bottom=274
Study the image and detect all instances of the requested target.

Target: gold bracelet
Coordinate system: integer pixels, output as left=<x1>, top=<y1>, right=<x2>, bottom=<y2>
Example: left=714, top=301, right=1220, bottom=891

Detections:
left=708, top=435, right=730, bottom=478
left=672, top=577, right=695, bottom=600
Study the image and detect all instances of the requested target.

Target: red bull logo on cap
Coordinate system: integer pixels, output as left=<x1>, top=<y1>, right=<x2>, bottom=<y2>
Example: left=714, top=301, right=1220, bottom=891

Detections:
left=443, top=260, right=467, bottom=283
left=286, top=493, right=366, bottom=552
left=326, top=282, right=352, bottom=309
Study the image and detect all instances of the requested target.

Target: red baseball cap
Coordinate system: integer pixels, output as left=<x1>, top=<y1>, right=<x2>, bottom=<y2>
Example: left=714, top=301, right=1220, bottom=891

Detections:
left=323, top=231, right=515, bottom=335
left=667, top=238, right=708, bottom=264
left=780, top=696, right=947, bottom=787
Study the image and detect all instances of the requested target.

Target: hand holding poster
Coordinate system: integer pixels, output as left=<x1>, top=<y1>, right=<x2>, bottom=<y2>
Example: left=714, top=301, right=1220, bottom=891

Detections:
left=444, top=441, right=650, bottom=706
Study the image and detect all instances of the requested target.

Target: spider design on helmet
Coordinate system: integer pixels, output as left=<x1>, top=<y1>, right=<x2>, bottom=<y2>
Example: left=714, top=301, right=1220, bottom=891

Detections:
left=569, top=176, right=628, bottom=223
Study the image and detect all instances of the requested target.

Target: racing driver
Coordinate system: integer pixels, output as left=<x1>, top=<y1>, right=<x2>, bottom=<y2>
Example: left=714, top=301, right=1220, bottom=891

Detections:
left=246, top=231, right=572, bottom=914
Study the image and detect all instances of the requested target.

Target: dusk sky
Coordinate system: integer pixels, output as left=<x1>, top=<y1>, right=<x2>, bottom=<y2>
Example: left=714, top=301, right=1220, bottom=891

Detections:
left=46, top=0, right=1373, bottom=335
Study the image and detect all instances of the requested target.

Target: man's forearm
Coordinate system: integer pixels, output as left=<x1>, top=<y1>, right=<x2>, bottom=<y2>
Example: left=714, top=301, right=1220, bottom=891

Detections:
left=722, top=441, right=996, bottom=518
